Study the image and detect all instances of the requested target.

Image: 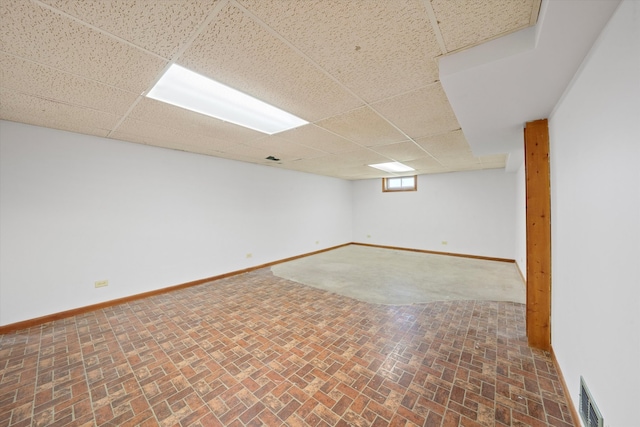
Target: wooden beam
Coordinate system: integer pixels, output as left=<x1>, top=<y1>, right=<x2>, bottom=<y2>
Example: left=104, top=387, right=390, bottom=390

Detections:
left=524, top=119, right=551, bottom=351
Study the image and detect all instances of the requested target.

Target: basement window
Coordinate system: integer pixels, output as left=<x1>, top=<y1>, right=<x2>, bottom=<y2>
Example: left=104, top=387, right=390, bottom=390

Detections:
left=383, top=176, right=417, bottom=192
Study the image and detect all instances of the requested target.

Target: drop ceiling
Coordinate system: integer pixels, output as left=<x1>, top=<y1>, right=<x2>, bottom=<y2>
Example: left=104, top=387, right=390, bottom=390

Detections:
left=0, top=0, right=541, bottom=180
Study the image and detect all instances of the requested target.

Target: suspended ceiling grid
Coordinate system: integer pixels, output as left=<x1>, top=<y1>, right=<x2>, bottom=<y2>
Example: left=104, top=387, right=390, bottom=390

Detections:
left=0, top=0, right=540, bottom=180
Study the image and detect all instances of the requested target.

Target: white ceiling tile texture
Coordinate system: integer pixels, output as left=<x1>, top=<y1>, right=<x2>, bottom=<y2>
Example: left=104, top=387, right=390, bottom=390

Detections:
left=238, top=0, right=442, bottom=103
left=0, top=0, right=167, bottom=93
left=128, top=98, right=265, bottom=144
left=432, top=0, right=537, bottom=53
left=38, top=0, right=218, bottom=58
left=0, top=52, right=138, bottom=116
left=0, top=0, right=535, bottom=179
left=0, top=87, right=120, bottom=137
left=316, top=107, right=408, bottom=147
left=179, top=2, right=363, bottom=122
left=372, top=83, right=460, bottom=140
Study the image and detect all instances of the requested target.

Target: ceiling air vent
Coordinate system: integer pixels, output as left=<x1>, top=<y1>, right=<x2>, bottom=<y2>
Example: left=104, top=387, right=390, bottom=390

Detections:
left=579, top=376, right=604, bottom=427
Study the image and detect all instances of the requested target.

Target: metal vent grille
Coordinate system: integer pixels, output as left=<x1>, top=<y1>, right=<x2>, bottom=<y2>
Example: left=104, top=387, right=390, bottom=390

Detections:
left=579, top=377, right=604, bottom=427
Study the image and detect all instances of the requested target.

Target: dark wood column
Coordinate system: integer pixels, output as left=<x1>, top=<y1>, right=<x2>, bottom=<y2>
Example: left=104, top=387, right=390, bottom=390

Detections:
left=524, top=119, right=551, bottom=351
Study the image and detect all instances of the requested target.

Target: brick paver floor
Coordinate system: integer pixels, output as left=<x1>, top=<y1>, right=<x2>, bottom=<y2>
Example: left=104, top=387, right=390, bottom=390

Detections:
left=0, top=268, right=574, bottom=426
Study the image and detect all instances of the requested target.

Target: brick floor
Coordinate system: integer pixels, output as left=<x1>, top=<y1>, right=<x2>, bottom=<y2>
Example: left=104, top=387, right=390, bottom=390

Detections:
left=0, top=268, right=575, bottom=426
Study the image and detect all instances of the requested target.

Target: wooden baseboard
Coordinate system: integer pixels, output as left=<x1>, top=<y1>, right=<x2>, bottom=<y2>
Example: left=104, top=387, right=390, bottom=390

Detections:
left=0, top=242, right=515, bottom=334
left=352, top=242, right=516, bottom=263
left=0, top=243, right=350, bottom=334
left=550, top=346, right=580, bottom=427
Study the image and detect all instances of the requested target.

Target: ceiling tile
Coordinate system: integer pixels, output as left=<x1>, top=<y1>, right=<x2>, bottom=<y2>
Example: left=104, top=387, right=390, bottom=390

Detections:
left=279, top=156, right=387, bottom=180
left=479, top=153, right=507, bottom=169
left=415, top=129, right=471, bottom=157
left=0, top=88, right=118, bottom=137
left=39, top=0, right=218, bottom=59
left=372, top=83, right=460, bottom=139
left=329, top=148, right=392, bottom=167
left=0, top=0, right=166, bottom=93
left=113, top=117, right=240, bottom=154
left=432, top=0, right=537, bottom=52
left=371, top=141, right=429, bottom=162
left=415, top=129, right=483, bottom=168
left=275, top=156, right=340, bottom=175
left=316, top=107, right=407, bottom=146
left=221, top=143, right=282, bottom=162
left=0, top=52, right=138, bottom=116
left=403, top=157, right=447, bottom=174
left=246, top=136, right=327, bottom=161
left=275, top=125, right=362, bottom=154
left=204, top=150, right=271, bottom=165
left=127, top=98, right=264, bottom=144
left=239, top=0, right=441, bottom=103
left=286, top=151, right=373, bottom=168
left=179, top=3, right=363, bottom=122
left=0, top=0, right=520, bottom=180
left=479, top=153, right=508, bottom=164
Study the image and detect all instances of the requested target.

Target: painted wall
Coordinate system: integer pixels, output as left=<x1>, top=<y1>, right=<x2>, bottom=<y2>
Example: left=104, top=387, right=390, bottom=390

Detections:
left=352, top=169, right=516, bottom=259
left=549, top=1, right=639, bottom=425
left=514, top=161, right=527, bottom=279
left=0, top=121, right=353, bottom=326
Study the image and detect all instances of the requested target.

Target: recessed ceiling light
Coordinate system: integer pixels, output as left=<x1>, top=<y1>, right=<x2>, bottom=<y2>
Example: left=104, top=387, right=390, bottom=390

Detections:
left=368, top=162, right=415, bottom=173
left=146, top=64, right=309, bottom=135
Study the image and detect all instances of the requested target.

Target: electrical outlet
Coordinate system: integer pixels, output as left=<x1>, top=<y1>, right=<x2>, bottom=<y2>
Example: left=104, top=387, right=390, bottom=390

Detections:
left=441, top=241, right=448, bottom=245
left=94, top=280, right=108, bottom=288
left=246, top=253, right=252, bottom=258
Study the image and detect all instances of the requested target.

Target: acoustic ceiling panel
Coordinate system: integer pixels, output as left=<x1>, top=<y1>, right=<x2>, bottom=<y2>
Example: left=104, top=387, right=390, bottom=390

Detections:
left=0, top=0, right=539, bottom=179
left=416, top=129, right=471, bottom=157
left=432, top=0, right=538, bottom=53
left=0, top=52, right=138, bottom=116
left=246, top=136, right=328, bottom=161
left=479, top=154, right=508, bottom=168
left=0, top=87, right=119, bottom=137
left=403, top=156, right=447, bottom=174
left=371, top=141, right=430, bottom=162
left=275, top=125, right=362, bottom=154
left=38, top=0, right=218, bottom=59
left=126, top=98, right=264, bottom=144
left=372, top=83, right=460, bottom=140
left=239, top=0, right=441, bottom=103
left=316, top=107, right=407, bottom=147
left=113, top=117, right=239, bottom=155
left=0, top=0, right=166, bottom=93
left=179, top=2, right=363, bottom=123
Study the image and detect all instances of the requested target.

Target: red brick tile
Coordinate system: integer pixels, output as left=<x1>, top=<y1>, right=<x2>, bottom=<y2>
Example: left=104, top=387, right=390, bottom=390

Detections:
left=0, top=269, right=575, bottom=427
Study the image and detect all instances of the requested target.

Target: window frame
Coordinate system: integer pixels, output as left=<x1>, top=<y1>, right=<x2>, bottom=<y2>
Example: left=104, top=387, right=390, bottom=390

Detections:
left=382, top=175, right=417, bottom=192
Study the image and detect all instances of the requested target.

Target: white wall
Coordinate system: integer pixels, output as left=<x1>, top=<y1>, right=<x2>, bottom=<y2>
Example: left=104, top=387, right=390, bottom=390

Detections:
left=514, top=161, right=527, bottom=279
left=0, top=121, right=353, bottom=326
left=352, top=169, right=516, bottom=259
left=549, top=1, right=639, bottom=425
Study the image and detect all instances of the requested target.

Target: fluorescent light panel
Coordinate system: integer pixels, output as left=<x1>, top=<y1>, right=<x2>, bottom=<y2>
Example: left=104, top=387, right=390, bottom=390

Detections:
left=146, top=64, right=308, bottom=135
left=368, top=161, right=415, bottom=173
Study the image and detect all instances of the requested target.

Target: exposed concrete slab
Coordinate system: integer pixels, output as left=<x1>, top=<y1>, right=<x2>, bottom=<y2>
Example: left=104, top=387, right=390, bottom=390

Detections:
left=271, top=245, right=525, bottom=305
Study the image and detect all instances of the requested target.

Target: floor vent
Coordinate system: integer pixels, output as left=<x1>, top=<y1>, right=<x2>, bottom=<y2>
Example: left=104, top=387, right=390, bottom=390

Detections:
left=579, top=376, right=604, bottom=427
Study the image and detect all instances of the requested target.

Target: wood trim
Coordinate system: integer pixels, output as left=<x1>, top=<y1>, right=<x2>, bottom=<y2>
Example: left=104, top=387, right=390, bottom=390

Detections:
left=550, top=346, right=580, bottom=427
left=0, top=243, right=351, bottom=334
left=0, top=241, right=514, bottom=334
left=352, top=242, right=515, bottom=263
left=524, top=118, right=552, bottom=351
left=382, top=175, right=418, bottom=192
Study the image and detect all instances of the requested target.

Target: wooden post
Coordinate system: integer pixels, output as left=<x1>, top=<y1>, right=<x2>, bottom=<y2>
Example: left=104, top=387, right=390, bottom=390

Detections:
left=524, top=119, right=551, bottom=351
